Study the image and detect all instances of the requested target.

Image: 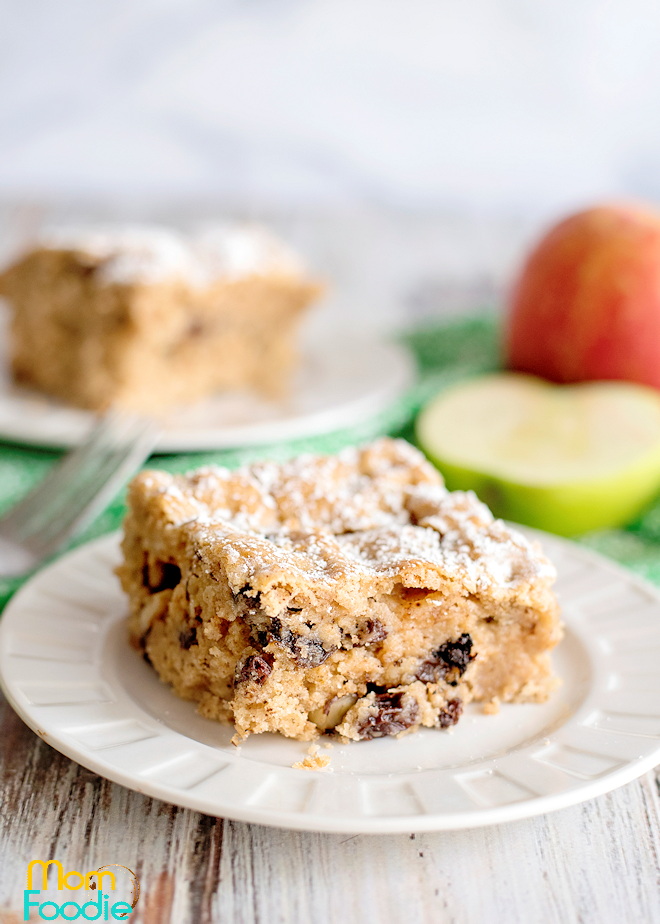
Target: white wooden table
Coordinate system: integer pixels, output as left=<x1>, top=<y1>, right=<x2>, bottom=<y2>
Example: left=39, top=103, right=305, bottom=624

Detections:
left=0, top=203, right=658, bottom=923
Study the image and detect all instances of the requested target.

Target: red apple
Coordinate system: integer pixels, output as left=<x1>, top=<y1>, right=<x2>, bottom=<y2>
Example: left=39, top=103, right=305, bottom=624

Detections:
left=505, top=203, right=660, bottom=389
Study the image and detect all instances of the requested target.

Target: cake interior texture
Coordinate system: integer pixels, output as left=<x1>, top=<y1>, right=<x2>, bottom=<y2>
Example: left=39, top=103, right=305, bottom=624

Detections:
left=117, top=438, right=563, bottom=742
left=0, top=225, right=320, bottom=412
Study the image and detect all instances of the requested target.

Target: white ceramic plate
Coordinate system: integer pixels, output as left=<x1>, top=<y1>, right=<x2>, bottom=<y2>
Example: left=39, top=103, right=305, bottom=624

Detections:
left=1, top=529, right=659, bottom=834
left=0, top=328, right=414, bottom=452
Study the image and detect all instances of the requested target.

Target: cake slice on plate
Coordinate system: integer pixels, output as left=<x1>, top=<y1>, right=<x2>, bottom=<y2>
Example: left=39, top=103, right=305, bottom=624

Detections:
left=117, top=438, right=562, bottom=741
left=0, top=224, right=320, bottom=412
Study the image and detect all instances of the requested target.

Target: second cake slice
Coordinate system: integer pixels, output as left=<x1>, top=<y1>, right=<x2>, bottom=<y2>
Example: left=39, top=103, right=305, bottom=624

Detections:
left=0, top=224, right=320, bottom=412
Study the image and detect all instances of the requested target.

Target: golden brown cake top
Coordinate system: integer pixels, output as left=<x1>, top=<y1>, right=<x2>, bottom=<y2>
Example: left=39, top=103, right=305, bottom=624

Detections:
left=6, top=223, right=305, bottom=287
left=129, top=439, right=556, bottom=600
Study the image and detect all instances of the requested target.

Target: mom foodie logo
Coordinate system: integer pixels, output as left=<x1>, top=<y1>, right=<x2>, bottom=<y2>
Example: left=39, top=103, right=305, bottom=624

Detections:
left=24, top=861, right=140, bottom=921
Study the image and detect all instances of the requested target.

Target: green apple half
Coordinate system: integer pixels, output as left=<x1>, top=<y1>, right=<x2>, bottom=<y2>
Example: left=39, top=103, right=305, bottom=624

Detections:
left=416, top=372, right=660, bottom=536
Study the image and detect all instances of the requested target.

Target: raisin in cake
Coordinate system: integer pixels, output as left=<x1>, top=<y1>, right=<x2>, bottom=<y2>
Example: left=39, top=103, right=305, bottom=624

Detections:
left=117, top=438, right=563, bottom=742
left=0, top=224, right=320, bottom=412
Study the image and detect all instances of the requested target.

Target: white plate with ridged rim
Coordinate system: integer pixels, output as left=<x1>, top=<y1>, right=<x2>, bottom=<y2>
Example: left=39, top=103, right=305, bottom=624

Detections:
left=0, top=325, right=414, bottom=452
left=1, top=528, right=659, bottom=834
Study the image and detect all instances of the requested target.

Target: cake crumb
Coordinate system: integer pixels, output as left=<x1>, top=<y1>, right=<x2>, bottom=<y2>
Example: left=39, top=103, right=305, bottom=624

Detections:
left=293, top=744, right=332, bottom=771
left=482, top=698, right=500, bottom=715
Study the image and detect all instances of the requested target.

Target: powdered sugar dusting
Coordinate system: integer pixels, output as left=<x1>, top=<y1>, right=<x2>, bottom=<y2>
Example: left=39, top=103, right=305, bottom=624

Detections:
left=136, top=438, right=555, bottom=595
left=35, top=223, right=305, bottom=286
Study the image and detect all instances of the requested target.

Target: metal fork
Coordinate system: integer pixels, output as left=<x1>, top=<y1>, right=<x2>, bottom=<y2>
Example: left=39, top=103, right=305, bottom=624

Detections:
left=0, top=412, right=159, bottom=578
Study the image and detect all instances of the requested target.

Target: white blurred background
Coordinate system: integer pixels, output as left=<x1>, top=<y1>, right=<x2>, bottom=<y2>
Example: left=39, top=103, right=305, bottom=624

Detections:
left=1, top=0, right=659, bottom=322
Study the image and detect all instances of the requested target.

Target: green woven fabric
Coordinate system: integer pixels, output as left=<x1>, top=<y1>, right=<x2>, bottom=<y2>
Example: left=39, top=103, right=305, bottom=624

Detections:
left=1, top=312, right=659, bottom=612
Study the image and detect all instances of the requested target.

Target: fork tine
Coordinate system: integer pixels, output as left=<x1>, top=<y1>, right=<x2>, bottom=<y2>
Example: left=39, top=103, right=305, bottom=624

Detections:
left=8, top=415, right=143, bottom=542
left=0, top=411, right=124, bottom=533
left=24, top=421, right=158, bottom=558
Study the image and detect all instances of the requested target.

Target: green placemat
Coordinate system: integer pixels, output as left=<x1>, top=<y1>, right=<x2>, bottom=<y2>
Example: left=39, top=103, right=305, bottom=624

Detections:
left=1, top=312, right=659, bottom=611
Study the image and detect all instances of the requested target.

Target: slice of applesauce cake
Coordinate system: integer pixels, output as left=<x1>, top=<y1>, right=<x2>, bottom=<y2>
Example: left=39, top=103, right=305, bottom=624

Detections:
left=117, top=438, right=562, bottom=742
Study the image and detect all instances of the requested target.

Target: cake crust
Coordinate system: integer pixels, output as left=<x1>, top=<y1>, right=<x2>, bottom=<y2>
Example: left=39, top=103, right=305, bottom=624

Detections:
left=117, top=438, right=563, bottom=742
